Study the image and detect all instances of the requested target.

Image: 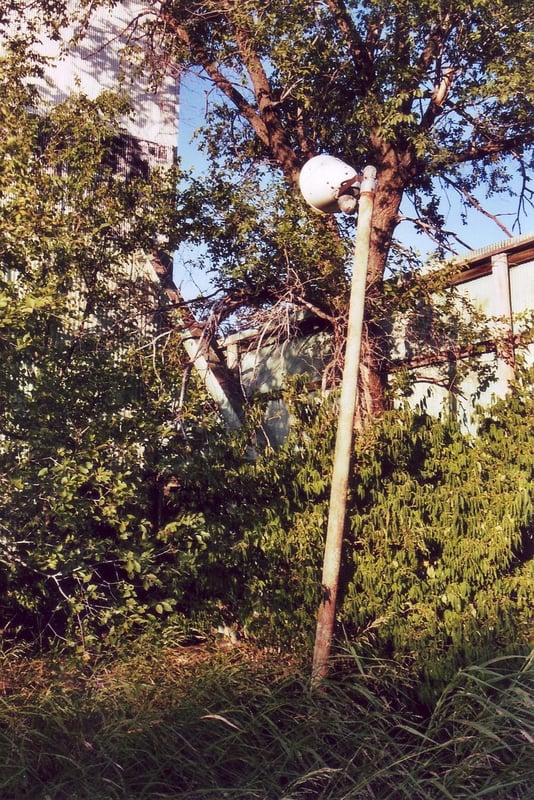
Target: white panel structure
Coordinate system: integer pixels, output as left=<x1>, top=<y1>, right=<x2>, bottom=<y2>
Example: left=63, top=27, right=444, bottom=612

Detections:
left=28, top=1, right=178, bottom=163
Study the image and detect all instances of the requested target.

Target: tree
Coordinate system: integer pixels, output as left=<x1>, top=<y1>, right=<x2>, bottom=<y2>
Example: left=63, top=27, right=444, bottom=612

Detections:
left=1, top=4, right=532, bottom=679
left=14, top=1, right=533, bottom=417
left=118, top=0, right=533, bottom=416
left=0, top=42, right=214, bottom=647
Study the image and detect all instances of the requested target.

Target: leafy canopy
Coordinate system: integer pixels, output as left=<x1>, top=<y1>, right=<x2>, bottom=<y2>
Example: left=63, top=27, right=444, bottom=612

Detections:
left=144, top=0, right=534, bottom=411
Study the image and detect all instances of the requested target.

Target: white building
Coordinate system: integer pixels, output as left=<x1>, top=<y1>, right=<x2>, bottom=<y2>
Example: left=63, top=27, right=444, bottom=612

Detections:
left=28, top=0, right=178, bottom=168
left=393, top=233, right=534, bottom=424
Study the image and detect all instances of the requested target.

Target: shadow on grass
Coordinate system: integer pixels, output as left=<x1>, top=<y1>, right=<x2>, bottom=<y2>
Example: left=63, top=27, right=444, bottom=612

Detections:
left=0, top=643, right=532, bottom=799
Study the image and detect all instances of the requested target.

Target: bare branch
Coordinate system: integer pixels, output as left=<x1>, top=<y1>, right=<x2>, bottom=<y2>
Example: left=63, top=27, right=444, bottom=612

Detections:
left=442, top=177, right=513, bottom=237
left=509, top=150, right=534, bottom=231
left=397, top=215, right=472, bottom=251
left=441, top=132, right=533, bottom=167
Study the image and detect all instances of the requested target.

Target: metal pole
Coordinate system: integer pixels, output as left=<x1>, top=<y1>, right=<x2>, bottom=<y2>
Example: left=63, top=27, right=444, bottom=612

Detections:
left=311, top=165, right=377, bottom=684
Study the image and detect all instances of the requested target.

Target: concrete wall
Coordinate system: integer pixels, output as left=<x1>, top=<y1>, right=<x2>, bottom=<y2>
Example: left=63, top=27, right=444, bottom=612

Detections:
left=224, top=324, right=333, bottom=446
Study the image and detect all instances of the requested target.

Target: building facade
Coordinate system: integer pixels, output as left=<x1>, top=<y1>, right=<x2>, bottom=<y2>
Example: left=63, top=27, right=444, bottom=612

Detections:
left=393, top=233, right=534, bottom=425
left=33, top=0, right=178, bottom=170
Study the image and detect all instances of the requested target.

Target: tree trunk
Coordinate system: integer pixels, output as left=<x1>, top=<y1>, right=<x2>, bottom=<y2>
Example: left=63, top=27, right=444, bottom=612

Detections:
left=355, top=154, right=407, bottom=420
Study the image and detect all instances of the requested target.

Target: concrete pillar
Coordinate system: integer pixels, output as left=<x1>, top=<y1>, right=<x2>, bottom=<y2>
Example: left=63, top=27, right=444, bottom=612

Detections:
left=491, top=252, right=515, bottom=390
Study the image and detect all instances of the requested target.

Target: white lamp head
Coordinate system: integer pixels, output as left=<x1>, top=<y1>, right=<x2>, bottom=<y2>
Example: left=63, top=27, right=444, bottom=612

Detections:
left=299, top=154, right=361, bottom=214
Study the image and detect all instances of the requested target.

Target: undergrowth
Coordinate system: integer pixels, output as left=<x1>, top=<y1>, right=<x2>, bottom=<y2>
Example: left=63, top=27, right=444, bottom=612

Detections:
left=0, top=637, right=532, bottom=799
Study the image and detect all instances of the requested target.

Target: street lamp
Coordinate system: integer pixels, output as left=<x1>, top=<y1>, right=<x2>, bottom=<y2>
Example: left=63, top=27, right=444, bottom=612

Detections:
left=299, top=154, right=362, bottom=214
left=299, top=155, right=377, bottom=683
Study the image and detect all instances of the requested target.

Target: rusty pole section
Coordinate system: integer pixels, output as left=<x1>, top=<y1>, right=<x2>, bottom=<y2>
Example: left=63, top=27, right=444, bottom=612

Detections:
left=311, top=165, right=377, bottom=685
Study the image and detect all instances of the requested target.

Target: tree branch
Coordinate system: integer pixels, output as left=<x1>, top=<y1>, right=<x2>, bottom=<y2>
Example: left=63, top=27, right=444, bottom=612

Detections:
left=323, top=0, right=374, bottom=92
left=421, top=66, right=456, bottom=131
left=160, top=5, right=302, bottom=183
left=222, top=1, right=301, bottom=183
left=159, top=10, right=271, bottom=148
left=442, top=177, right=513, bottom=237
left=441, top=132, right=533, bottom=167
left=397, top=214, right=472, bottom=251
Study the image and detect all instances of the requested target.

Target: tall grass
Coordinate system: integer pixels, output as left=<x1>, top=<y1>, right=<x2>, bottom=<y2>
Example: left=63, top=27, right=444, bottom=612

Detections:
left=0, top=639, right=532, bottom=799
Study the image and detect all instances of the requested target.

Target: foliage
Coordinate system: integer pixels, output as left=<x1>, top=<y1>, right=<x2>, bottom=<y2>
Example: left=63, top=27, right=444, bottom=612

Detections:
left=0, top=642, right=532, bottom=799
left=0, top=31, right=532, bottom=710
left=162, top=370, right=533, bottom=694
left=341, top=374, right=534, bottom=696
left=178, top=169, right=351, bottom=324
left=0, top=44, right=217, bottom=649
left=147, top=369, right=533, bottom=699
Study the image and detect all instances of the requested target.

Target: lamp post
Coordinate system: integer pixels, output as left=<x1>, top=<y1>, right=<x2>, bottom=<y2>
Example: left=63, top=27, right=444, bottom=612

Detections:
left=299, top=157, right=377, bottom=684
